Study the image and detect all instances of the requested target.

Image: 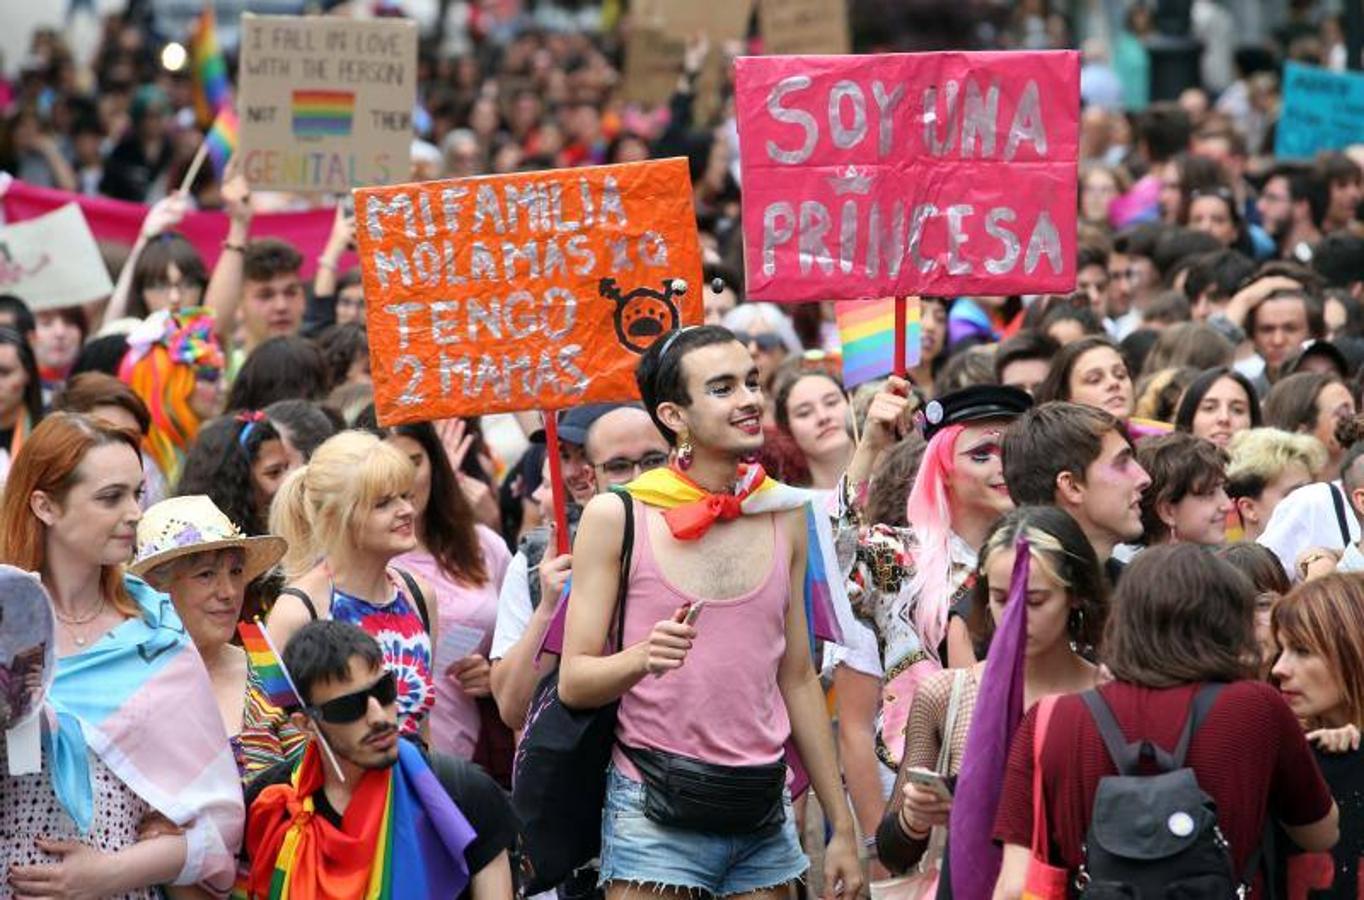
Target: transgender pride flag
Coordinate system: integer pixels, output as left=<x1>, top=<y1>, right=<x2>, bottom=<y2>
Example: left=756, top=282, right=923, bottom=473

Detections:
left=292, top=90, right=355, bottom=137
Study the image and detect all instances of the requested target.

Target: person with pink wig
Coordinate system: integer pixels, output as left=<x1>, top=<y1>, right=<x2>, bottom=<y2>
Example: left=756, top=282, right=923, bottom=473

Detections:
left=829, top=378, right=1032, bottom=860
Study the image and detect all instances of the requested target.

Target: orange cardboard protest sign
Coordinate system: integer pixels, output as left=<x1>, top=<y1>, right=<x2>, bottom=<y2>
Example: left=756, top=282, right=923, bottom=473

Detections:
left=354, top=158, right=703, bottom=425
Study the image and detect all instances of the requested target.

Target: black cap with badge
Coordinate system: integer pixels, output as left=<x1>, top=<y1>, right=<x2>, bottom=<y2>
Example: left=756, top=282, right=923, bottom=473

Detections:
left=921, top=385, right=1034, bottom=442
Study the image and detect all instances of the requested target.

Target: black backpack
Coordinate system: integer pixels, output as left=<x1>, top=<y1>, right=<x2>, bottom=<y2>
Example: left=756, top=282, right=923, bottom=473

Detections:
left=510, top=489, right=633, bottom=894
left=1076, top=683, right=1260, bottom=898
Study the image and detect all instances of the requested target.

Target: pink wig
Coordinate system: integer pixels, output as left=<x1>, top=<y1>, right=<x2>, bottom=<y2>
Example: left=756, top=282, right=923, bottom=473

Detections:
left=906, top=424, right=964, bottom=659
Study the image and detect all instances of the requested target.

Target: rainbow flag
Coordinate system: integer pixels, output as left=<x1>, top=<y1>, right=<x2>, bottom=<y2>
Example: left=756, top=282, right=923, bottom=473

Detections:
left=190, top=7, right=231, bottom=126
left=835, top=297, right=922, bottom=388
left=292, top=90, right=355, bottom=138
left=205, top=105, right=238, bottom=178
left=238, top=620, right=300, bottom=710
left=252, top=740, right=476, bottom=899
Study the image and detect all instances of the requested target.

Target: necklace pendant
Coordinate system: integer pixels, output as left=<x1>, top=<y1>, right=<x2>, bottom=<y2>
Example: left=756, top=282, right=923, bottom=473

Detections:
left=74, top=635, right=86, bottom=647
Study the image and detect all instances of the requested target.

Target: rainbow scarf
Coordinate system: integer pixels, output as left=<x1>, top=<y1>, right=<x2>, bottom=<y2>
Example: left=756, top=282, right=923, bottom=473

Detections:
left=247, top=739, right=476, bottom=900
left=622, top=464, right=845, bottom=646
left=539, top=465, right=846, bottom=656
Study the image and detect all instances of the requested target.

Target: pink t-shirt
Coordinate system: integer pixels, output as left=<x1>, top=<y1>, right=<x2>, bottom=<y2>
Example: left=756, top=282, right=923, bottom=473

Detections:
left=613, top=502, right=792, bottom=780
left=395, top=524, right=511, bottom=758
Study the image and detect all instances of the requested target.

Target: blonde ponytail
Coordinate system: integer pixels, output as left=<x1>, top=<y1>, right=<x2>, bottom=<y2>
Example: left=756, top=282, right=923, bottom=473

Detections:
left=267, top=430, right=415, bottom=579
left=269, top=463, right=315, bottom=578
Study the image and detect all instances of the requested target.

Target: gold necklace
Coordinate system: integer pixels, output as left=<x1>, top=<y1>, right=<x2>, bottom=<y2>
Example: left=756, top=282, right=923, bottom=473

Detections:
left=54, top=597, right=107, bottom=647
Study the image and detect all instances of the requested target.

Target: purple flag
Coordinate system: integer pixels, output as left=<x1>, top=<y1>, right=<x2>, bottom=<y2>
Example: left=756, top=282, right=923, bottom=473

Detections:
left=949, top=538, right=1031, bottom=898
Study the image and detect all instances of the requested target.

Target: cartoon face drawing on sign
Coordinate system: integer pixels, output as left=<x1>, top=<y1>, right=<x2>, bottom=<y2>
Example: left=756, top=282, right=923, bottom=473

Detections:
left=599, top=277, right=685, bottom=355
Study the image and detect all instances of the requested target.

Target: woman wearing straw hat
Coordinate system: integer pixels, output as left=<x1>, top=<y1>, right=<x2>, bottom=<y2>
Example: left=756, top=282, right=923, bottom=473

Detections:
left=130, top=494, right=306, bottom=780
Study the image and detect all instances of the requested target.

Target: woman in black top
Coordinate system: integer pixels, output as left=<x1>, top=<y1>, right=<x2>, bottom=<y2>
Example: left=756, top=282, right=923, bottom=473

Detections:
left=1272, top=574, right=1364, bottom=897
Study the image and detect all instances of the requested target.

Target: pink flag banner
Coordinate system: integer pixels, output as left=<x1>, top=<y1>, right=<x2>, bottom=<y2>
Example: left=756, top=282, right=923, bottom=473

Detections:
left=735, top=51, right=1080, bottom=303
left=0, top=180, right=356, bottom=279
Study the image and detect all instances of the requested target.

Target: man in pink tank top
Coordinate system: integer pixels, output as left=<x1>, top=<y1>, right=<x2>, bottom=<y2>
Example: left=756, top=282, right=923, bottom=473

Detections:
left=560, top=325, right=862, bottom=900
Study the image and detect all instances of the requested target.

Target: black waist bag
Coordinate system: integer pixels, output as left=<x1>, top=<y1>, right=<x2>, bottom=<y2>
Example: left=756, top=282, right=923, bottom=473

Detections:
left=622, top=745, right=786, bottom=835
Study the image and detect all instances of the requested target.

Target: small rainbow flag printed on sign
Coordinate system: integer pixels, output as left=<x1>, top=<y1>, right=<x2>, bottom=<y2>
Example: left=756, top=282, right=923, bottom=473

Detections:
left=205, top=105, right=238, bottom=178
left=292, top=90, right=355, bottom=138
left=238, top=619, right=301, bottom=711
left=836, top=297, right=922, bottom=389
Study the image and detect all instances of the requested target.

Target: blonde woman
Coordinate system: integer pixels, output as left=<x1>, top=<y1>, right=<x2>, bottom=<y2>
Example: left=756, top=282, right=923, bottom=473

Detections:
left=266, top=430, right=439, bottom=737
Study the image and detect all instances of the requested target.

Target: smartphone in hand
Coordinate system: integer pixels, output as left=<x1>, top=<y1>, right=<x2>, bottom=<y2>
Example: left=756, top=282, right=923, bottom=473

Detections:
left=906, top=766, right=954, bottom=801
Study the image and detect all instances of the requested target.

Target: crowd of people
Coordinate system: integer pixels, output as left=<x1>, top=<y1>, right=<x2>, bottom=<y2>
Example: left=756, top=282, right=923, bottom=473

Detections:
left=1, top=0, right=1364, bottom=898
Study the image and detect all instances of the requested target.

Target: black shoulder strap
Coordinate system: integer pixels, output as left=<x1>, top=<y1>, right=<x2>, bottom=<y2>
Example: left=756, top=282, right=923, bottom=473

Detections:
left=1331, top=483, right=1352, bottom=546
left=1080, top=683, right=1225, bottom=775
left=394, top=568, right=432, bottom=633
left=1081, top=688, right=1144, bottom=775
left=610, top=488, right=634, bottom=653
left=1170, top=682, right=1226, bottom=769
left=278, top=587, right=319, bottom=621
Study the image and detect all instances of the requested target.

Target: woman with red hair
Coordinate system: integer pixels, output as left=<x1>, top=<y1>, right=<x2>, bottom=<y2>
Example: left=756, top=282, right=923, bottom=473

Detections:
left=0, top=413, right=243, bottom=897
left=830, top=379, right=1032, bottom=858
left=117, top=307, right=225, bottom=486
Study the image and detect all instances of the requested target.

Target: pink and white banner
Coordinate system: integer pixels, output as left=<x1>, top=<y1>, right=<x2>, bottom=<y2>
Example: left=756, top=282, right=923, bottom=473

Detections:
left=0, top=179, right=356, bottom=279
left=735, top=51, right=1080, bottom=302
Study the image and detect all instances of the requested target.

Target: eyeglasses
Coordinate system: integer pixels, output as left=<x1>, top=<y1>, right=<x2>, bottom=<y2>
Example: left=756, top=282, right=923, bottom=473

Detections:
left=730, top=330, right=785, bottom=353
left=145, top=277, right=204, bottom=293
left=306, top=670, right=397, bottom=724
left=595, top=450, right=671, bottom=479
left=195, top=366, right=222, bottom=384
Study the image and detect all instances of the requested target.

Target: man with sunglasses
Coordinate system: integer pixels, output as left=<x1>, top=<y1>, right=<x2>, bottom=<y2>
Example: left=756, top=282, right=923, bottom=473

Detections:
left=244, top=621, right=518, bottom=898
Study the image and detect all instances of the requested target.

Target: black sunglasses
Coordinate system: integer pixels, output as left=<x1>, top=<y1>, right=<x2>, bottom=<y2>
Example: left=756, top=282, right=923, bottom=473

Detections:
left=306, top=670, right=397, bottom=724
left=730, top=330, right=784, bottom=352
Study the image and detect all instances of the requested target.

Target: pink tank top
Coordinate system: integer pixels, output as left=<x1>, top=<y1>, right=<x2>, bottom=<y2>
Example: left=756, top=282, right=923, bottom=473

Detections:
left=613, top=501, right=792, bottom=780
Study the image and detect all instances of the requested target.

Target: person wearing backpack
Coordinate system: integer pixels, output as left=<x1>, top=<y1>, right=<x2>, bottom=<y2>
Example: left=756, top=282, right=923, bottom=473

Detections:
left=991, top=544, right=1339, bottom=899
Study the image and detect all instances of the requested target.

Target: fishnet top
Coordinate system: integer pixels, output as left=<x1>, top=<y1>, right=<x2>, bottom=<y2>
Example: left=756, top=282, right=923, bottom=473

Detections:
left=877, top=666, right=979, bottom=873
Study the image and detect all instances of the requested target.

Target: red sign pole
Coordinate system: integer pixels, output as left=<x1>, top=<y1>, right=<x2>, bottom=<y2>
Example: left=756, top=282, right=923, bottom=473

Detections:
left=542, top=411, right=572, bottom=555
left=893, top=296, right=908, bottom=378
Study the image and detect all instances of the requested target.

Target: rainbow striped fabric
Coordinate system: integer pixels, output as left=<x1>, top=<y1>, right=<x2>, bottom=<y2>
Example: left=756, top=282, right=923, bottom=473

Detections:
left=238, top=620, right=299, bottom=710
left=835, top=297, right=922, bottom=388
left=250, top=739, right=476, bottom=899
left=206, top=105, right=239, bottom=178
left=292, top=90, right=355, bottom=138
left=190, top=8, right=231, bottom=126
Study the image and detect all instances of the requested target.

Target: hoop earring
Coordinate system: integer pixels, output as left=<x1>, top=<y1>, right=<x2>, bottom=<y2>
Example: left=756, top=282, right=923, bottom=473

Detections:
left=676, top=431, right=693, bottom=470
left=1068, top=606, right=1086, bottom=640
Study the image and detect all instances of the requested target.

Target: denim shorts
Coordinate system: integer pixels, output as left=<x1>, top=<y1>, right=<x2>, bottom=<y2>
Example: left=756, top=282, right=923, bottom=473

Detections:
left=598, top=764, right=808, bottom=896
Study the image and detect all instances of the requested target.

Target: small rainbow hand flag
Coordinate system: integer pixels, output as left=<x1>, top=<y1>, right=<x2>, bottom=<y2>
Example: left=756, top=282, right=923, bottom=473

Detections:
left=836, top=297, right=922, bottom=388
left=239, top=620, right=301, bottom=710
left=292, top=90, right=355, bottom=138
left=189, top=7, right=231, bottom=126
left=205, top=105, right=238, bottom=178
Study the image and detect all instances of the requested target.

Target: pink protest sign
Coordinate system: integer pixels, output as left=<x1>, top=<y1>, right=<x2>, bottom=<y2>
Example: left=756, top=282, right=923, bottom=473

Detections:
left=735, top=51, right=1080, bottom=302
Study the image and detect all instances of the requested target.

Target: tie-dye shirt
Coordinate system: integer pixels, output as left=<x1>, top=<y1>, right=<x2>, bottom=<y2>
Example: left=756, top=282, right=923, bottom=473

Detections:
left=328, top=584, right=435, bottom=735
